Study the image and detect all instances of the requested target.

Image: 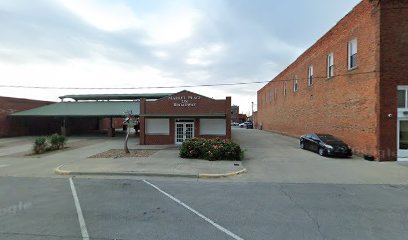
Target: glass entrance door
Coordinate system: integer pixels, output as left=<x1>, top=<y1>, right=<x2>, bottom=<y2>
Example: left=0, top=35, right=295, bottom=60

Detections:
left=398, top=119, right=408, bottom=160
left=175, top=123, right=185, bottom=144
left=175, top=121, right=194, bottom=144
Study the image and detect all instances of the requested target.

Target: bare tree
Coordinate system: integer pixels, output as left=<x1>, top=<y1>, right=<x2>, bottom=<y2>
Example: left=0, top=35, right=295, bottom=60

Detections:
left=123, top=110, right=136, bottom=154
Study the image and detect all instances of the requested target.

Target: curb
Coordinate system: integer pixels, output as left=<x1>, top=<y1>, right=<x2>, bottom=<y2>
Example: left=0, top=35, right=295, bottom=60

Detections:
left=198, top=168, right=247, bottom=178
left=54, top=165, right=247, bottom=179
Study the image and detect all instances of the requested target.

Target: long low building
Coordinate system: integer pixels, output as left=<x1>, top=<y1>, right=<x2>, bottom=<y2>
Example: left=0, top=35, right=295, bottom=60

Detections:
left=256, top=0, right=408, bottom=161
left=4, top=90, right=231, bottom=145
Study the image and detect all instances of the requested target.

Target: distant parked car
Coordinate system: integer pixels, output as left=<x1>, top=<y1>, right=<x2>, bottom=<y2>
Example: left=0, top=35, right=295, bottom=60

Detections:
left=299, top=133, right=352, bottom=157
left=231, top=122, right=239, bottom=126
left=239, top=122, right=247, bottom=128
left=246, top=122, right=253, bottom=129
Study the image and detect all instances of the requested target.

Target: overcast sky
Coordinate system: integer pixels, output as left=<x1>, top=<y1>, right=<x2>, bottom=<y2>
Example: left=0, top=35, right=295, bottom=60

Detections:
left=0, top=0, right=360, bottom=114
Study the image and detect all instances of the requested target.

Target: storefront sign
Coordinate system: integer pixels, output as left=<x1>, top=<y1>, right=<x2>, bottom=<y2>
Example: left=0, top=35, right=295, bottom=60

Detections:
left=169, top=95, right=201, bottom=107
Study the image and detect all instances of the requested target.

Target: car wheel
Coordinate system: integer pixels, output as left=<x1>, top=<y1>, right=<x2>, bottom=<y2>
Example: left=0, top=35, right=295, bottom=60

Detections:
left=318, top=148, right=326, bottom=156
left=300, top=141, right=304, bottom=149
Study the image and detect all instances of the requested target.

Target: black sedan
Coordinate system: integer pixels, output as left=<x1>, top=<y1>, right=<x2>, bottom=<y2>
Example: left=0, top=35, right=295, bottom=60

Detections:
left=299, top=133, right=352, bottom=157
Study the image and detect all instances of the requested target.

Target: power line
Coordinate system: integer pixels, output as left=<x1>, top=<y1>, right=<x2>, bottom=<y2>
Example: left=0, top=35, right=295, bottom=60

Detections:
left=0, top=70, right=378, bottom=90
left=0, top=80, right=269, bottom=90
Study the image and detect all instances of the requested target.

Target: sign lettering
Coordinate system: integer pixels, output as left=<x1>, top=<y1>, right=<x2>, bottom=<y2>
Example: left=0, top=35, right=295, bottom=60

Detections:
left=169, top=95, right=201, bottom=107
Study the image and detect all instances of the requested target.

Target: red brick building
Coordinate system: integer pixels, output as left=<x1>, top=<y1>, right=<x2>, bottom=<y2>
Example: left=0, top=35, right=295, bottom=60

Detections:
left=0, top=96, right=60, bottom=137
left=257, top=0, right=408, bottom=161
left=140, top=90, right=231, bottom=145
left=231, top=105, right=240, bottom=123
left=3, top=90, right=231, bottom=145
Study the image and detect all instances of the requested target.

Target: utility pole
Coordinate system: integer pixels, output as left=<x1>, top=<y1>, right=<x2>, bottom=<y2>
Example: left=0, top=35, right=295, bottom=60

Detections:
left=251, top=101, right=254, bottom=119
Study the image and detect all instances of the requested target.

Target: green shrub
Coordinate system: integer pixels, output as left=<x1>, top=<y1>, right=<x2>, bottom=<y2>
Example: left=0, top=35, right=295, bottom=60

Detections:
left=33, top=136, right=47, bottom=154
left=180, top=138, right=243, bottom=161
left=48, top=133, right=66, bottom=150
left=33, top=134, right=67, bottom=154
left=57, top=134, right=66, bottom=149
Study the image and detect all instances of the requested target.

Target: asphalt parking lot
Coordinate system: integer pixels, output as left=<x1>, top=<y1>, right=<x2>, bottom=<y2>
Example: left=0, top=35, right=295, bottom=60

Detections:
left=2, top=129, right=408, bottom=239
left=2, top=177, right=408, bottom=240
left=232, top=128, right=408, bottom=184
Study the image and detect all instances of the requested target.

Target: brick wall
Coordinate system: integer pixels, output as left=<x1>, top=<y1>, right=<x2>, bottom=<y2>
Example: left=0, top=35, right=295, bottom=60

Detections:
left=257, top=0, right=381, bottom=158
left=378, top=0, right=408, bottom=160
left=0, top=96, right=58, bottom=137
left=140, top=90, right=231, bottom=145
left=0, top=96, right=112, bottom=137
left=231, top=105, right=239, bottom=123
left=99, top=118, right=124, bottom=130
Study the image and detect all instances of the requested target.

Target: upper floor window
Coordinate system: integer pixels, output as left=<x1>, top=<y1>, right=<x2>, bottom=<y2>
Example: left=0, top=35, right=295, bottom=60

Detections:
left=398, top=88, right=408, bottom=108
left=308, top=65, right=313, bottom=86
left=269, top=90, right=273, bottom=103
left=274, top=87, right=277, bottom=100
left=327, top=53, right=334, bottom=78
left=283, top=81, right=287, bottom=96
left=293, top=75, right=298, bottom=92
left=348, top=39, right=357, bottom=70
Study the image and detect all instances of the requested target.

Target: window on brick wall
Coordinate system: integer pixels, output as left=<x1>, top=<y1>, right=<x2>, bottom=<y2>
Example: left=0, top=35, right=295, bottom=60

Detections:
left=348, top=39, right=357, bottom=70
left=269, top=90, right=272, bottom=103
left=327, top=53, right=334, bottom=78
left=398, top=89, right=407, bottom=108
left=293, top=75, right=298, bottom=92
left=258, top=95, right=261, bottom=108
left=308, top=65, right=313, bottom=86
left=274, top=87, right=277, bottom=100
left=283, top=81, right=287, bottom=96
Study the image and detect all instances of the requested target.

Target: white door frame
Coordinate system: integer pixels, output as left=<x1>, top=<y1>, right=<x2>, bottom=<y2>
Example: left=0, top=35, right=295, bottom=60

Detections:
left=397, top=118, right=408, bottom=161
left=397, top=86, right=408, bottom=161
left=175, top=120, right=194, bottom=144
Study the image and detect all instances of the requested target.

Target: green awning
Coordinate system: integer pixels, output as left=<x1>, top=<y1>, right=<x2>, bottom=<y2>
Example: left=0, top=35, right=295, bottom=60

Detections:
left=10, top=101, right=140, bottom=117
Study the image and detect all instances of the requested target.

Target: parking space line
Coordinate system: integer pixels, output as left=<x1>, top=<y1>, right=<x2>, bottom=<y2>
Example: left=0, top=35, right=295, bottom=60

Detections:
left=69, top=177, right=90, bottom=240
left=143, top=180, right=245, bottom=240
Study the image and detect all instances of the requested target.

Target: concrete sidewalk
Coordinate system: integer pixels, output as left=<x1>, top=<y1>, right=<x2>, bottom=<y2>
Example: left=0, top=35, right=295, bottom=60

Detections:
left=55, top=149, right=246, bottom=178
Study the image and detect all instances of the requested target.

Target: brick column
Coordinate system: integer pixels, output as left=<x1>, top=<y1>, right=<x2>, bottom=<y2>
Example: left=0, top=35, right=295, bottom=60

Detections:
left=139, top=98, right=146, bottom=145
left=226, top=96, right=232, bottom=139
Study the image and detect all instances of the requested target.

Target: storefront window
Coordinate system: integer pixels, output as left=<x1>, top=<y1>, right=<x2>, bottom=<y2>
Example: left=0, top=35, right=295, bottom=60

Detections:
left=400, top=120, right=408, bottom=149
left=398, top=89, right=406, bottom=108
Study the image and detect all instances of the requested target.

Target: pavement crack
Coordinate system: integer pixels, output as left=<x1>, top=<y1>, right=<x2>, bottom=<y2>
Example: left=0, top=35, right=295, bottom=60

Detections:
left=278, top=185, right=326, bottom=240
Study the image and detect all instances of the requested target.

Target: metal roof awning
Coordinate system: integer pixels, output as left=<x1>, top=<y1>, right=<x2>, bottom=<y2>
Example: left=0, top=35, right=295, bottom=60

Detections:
left=59, top=93, right=173, bottom=101
left=10, top=101, right=140, bottom=117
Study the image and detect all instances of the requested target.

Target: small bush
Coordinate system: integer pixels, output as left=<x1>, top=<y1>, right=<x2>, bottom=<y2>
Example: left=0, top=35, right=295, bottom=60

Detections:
left=33, top=136, right=47, bottom=154
left=48, top=133, right=66, bottom=150
left=32, top=133, right=67, bottom=154
left=180, top=138, right=243, bottom=161
left=57, top=134, right=66, bottom=148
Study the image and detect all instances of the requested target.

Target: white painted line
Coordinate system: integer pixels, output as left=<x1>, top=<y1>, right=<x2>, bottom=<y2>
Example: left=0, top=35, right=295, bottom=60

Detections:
left=69, top=177, right=90, bottom=240
left=0, top=164, right=9, bottom=168
left=143, top=180, right=245, bottom=240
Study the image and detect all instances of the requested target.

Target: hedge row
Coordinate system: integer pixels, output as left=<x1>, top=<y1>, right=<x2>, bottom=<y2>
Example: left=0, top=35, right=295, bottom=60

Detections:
left=33, top=133, right=66, bottom=154
left=179, top=138, right=243, bottom=161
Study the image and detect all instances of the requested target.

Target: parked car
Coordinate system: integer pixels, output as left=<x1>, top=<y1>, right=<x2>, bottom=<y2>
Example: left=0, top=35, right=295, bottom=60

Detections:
left=299, top=133, right=352, bottom=157
left=239, top=122, right=247, bottom=128
left=246, top=122, right=253, bottom=129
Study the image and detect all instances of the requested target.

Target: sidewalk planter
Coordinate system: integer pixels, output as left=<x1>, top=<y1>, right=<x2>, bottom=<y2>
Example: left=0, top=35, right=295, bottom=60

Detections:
left=180, top=138, right=243, bottom=161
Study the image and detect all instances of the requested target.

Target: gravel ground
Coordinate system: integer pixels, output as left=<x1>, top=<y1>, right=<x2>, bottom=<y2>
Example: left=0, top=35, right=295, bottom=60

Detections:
left=88, top=149, right=158, bottom=158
